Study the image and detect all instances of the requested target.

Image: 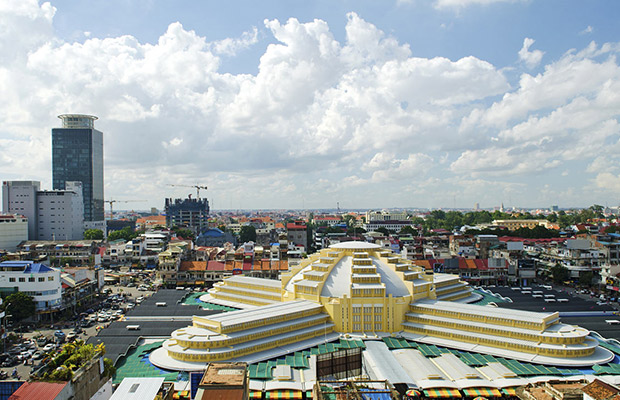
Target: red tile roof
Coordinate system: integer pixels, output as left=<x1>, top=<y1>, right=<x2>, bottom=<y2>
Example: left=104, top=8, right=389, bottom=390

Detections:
left=180, top=261, right=207, bottom=271
left=206, top=261, right=226, bottom=271
left=9, top=382, right=68, bottom=400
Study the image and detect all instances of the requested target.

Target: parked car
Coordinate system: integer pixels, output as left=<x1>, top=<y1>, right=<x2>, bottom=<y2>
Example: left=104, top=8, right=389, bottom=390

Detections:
left=1, top=357, right=16, bottom=367
left=19, top=350, right=33, bottom=360
left=66, top=331, right=77, bottom=341
left=36, top=336, right=49, bottom=346
left=32, top=351, right=44, bottom=360
left=42, top=344, right=55, bottom=352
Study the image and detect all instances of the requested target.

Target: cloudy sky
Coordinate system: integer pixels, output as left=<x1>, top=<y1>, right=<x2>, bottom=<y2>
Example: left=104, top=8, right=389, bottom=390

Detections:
left=2, top=0, right=620, bottom=211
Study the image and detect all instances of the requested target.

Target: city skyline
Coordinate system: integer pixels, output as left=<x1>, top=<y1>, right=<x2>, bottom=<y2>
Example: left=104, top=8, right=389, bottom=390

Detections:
left=1, top=1, right=620, bottom=210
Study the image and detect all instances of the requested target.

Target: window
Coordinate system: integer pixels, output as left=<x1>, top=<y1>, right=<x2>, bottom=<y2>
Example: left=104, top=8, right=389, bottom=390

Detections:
left=375, top=323, right=382, bottom=331
left=48, top=276, right=54, bottom=281
left=19, top=278, right=25, bottom=282
left=9, top=278, right=15, bottom=282
left=28, top=277, right=35, bottom=282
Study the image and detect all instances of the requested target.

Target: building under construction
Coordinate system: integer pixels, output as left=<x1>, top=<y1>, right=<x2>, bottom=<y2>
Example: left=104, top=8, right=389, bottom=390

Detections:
left=164, top=196, right=210, bottom=234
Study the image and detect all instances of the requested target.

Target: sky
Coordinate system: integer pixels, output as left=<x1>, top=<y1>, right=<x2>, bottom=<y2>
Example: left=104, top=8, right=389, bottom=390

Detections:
left=1, top=0, right=620, bottom=211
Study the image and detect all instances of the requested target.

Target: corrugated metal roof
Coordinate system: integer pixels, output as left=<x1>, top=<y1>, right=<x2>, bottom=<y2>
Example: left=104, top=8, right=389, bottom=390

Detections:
left=9, top=381, right=68, bottom=400
left=109, top=377, right=165, bottom=400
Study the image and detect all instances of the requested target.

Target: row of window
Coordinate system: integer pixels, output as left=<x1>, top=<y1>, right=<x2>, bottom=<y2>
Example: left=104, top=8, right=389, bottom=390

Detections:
left=408, top=316, right=584, bottom=345
left=8, top=276, right=54, bottom=283
left=179, top=316, right=328, bottom=349
left=23, top=289, right=59, bottom=296
left=405, top=326, right=594, bottom=358
left=410, top=306, right=545, bottom=330
left=352, top=323, right=382, bottom=331
left=170, top=325, right=330, bottom=362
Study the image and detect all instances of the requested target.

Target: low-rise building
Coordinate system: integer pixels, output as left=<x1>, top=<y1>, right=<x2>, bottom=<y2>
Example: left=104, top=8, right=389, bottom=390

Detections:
left=286, top=221, right=307, bottom=249
left=0, top=214, right=28, bottom=252
left=16, top=240, right=101, bottom=266
left=0, top=260, right=62, bottom=314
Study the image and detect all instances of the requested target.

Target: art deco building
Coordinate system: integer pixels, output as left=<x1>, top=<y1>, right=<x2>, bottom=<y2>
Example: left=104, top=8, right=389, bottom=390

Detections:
left=151, top=242, right=612, bottom=370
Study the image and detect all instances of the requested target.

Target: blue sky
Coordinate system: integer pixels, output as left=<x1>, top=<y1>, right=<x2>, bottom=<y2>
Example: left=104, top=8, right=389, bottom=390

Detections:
left=1, top=0, right=620, bottom=211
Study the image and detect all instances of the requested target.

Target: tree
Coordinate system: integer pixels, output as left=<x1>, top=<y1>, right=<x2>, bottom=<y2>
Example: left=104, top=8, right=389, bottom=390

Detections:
left=376, top=227, right=392, bottom=236
left=579, top=271, right=594, bottom=287
left=2, top=292, right=35, bottom=322
left=107, top=226, right=138, bottom=242
left=83, top=229, right=104, bottom=240
left=399, top=226, right=418, bottom=236
left=173, top=228, right=194, bottom=239
left=239, top=225, right=257, bottom=243
left=551, top=265, right=570, bottom=284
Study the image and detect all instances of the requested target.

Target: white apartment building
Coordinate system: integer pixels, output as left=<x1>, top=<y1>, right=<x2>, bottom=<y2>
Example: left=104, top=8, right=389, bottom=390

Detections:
left=365, top=209, right=408, bottom=222
left=0, top=214, right=28, bottom=251
left=0, top=260, right=62, bottom=312
left=3, top=180, right=85, bottom=241
left=2, top=180, right=40, bottom=239
left=37, top=181, right=84, bottom=241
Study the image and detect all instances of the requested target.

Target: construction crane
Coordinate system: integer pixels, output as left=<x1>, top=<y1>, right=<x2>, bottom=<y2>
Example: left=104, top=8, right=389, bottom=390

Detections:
left=105, top=200, right=147, bottom=219
left=167, top=184, right=208, bottom=199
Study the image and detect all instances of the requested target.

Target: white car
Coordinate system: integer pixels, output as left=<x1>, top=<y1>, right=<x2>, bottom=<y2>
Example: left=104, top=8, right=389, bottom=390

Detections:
left=42, top=344, right=55, bottom=352
left=66, top=332, right=77, bottom=341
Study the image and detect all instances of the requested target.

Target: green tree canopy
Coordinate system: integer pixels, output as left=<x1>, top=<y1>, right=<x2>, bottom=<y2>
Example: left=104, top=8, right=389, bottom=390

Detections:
left=551, top=265, right=570, bottom=284
left=239, top=225, right=257, bottom=243
left=2, top=292, right=35, bottom=322
left=375, top=227, right=392, bottom=236
left=399, top=225, right=418, bottom=236
left=83, top=229, right=104, bottom=240
left=107, top=226, right=138, bottom=242
left=171, top=227, right=194, bottom=239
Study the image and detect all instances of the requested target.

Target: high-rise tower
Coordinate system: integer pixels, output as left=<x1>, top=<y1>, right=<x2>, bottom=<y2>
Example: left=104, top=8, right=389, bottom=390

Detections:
left=52, top=114, right=104, bottom=224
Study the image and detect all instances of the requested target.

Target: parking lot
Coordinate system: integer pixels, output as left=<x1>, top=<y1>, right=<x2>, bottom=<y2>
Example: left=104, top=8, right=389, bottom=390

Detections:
left=0, top=285, right=155, bottom=381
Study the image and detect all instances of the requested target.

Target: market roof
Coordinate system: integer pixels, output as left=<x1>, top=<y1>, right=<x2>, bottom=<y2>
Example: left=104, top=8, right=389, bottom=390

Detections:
left=109, top=377, right=165, bottom=400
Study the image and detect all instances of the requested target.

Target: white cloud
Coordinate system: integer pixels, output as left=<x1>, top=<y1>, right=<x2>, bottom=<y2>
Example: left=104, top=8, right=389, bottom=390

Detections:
left=209, top=27, right=258, bottom=56
left=594, top=173, right=620, bottom=194
left=1, top=2, right=620, bottom=208
left=580, top=25, right=594, bottom=35
left=518, top=37, right=544, bottom=69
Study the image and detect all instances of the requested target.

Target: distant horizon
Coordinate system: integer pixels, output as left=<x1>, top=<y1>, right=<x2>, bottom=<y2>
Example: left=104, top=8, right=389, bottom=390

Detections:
left=110, top=205, right=620, bottom=214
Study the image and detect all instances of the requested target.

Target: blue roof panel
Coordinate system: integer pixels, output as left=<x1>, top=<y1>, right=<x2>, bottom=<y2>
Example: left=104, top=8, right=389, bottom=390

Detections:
left=23, top=263, right=53, bottom=274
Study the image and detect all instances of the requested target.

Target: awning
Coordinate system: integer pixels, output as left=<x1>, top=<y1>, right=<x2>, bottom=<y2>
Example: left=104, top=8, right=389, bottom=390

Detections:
left=265, top=390, right=303, bottom=399
left=462, top=388, right=502, bottom=398
left=195, top=281, right=205, bottom=285
left=423, top=388, right=462, bottom=398
left=501, top=388, right=517, bottom=396
left=249, top=390, right=263, bottom=399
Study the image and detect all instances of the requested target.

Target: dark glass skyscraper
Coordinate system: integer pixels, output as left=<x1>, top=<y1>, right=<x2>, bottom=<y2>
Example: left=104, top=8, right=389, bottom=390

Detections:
left=52, top=114, right=104, bottom=222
